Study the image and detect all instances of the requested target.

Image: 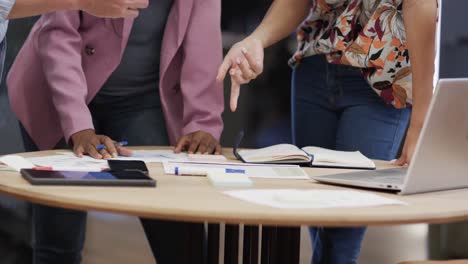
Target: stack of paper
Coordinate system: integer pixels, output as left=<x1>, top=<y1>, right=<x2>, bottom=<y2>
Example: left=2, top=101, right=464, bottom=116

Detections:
left=163, top=161, right=309, bottom=180
left=26, top=155, right=108, bottom=171
left=224, top=189, right=407, bottom=209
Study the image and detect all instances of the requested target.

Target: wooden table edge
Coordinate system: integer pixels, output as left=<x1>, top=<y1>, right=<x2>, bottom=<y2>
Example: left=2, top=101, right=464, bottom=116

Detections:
left=1, top=183, right=467, bottom=227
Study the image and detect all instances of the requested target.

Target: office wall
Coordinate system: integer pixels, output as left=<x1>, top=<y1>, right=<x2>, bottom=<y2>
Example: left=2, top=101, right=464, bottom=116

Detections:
left=439, top=0, right=468, bottom=79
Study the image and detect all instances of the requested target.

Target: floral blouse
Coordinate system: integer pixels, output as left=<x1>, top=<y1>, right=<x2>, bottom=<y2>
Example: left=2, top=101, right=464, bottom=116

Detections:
left=289, top=0, right=426, bottom=109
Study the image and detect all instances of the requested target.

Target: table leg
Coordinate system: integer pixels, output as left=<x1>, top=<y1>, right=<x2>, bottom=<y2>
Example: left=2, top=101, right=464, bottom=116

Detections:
left=207, top=223, right=220, bottom=264
left=189, top=222, right=205, bottom=264
left=261, top=226, right=278, bottom=264
left=276, top=227, right=300, bottom=264
left=243, top=225, right=259, bottom=264
left=224, top=224, right=239, bottom=264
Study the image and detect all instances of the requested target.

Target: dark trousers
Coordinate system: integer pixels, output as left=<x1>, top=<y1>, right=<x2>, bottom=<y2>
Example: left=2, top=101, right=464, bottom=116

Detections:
left=22, top=92, right=205, bottom=264
left=292, top=56, right=411, bottom=264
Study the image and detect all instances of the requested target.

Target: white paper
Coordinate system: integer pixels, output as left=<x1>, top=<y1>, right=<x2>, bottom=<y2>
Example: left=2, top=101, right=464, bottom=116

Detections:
left=27, top=155, right=108, bottom=172
left=58, top=150, right=227, bottom=163
left=163, top=161, right=309, bottom=180
left=224, top=189, right=407, bottom=209
left=0, top=155, right=35, bottom=172
left=106, top=150, right=189, bottom=163
left=57, top=150, right=188, bottom=163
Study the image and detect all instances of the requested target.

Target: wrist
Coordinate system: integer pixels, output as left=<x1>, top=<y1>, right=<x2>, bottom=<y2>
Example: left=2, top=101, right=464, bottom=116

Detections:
left=248, top=32, right=268, bottom=49
left=71, top=129, right=95, bottom=139
left=410, top=103, right=431, bottom=130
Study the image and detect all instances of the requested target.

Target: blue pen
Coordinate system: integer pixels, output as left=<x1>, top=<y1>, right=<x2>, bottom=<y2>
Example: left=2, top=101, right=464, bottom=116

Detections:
left=96, top=141, right=128, bottom=151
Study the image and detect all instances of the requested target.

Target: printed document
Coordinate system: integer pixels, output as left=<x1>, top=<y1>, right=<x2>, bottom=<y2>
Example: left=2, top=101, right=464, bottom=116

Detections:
left=224, top=189, right=407, bottom=209
left=163, top=161, right=309, bottom=180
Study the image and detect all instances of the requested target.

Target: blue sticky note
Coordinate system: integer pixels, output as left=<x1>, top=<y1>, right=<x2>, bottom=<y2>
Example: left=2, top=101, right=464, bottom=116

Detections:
left=225, top=168, right=246, bottom=174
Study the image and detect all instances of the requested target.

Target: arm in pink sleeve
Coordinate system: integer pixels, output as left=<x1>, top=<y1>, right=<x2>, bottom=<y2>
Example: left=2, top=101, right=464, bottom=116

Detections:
left=179, top=0, right=224, bottom=140
left=36, top=11, right=94, bottom=143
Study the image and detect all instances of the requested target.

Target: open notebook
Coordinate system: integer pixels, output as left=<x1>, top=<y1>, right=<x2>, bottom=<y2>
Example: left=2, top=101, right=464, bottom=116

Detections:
left=234, top=144, right=375, bottom=170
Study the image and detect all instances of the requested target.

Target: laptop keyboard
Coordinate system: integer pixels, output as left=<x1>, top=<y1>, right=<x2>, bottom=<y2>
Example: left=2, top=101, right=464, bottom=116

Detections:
left=316, top=168, right=407, bottom=185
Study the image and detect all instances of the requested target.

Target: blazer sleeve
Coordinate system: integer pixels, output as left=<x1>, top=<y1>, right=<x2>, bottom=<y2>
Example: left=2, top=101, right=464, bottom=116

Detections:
left=36, top=11, right=94, bottom=143
left=179, top=0, right=224, bottom=140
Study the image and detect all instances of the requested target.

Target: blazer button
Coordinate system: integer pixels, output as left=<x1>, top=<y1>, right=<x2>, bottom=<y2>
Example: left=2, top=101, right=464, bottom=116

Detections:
left=85, top=46, right=96, bottom=56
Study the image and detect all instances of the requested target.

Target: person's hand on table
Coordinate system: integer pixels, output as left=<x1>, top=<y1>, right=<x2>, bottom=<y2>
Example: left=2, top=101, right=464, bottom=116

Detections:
left=71, top=129, right=132, bottom=159
left=174, top=131, right=221, bottom=155
left=217, top=37, right=264, bottom=112
left=394, top=125, right=422, bottom=166
left=79, top=0, right=149, bottom=18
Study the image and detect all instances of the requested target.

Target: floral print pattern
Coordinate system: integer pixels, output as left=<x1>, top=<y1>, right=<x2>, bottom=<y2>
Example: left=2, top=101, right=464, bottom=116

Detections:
left=289, top=0, right=421, bottom=108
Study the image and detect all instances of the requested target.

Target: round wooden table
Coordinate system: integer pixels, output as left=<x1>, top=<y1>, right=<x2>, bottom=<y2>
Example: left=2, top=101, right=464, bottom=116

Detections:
left=2, top=148, right=468, bottom=263
left=1, top=148, right=468, bottom=227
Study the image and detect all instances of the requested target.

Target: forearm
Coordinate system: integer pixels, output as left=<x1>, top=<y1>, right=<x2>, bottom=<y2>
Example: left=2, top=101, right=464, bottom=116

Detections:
left=250, top=0, right=311, bottom=48
left=7, top=0, right=82, bottom=19
left=403, top=0, right=437, bottom=128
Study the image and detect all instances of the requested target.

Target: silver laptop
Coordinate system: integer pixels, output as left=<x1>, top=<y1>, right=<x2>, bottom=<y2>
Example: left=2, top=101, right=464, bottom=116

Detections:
left=312, top=79, right=468, bottom=195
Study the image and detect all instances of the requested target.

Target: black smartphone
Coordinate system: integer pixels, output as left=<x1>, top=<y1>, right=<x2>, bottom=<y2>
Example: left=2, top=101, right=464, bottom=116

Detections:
left=107, top=160, right=149, bottom=174
left=21, top=169, right=156, bottom=187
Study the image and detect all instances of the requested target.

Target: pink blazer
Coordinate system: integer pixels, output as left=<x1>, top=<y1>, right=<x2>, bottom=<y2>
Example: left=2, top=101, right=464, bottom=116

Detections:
left=7, top=0, right=224, bottom=150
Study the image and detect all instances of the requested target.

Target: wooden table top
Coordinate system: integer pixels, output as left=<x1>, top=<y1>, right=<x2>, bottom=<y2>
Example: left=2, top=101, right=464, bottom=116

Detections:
left=1, top=147, right=468, bottom=227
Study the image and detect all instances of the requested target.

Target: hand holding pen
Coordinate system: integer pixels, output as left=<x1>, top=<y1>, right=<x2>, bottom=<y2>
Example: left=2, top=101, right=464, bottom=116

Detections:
left=96, top=141, right=128, bottom=151
left=71, top=129, right=133, bottom=160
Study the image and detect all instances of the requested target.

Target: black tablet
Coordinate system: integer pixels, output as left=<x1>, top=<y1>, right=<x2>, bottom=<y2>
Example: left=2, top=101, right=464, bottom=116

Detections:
left=20, top=169, right=156, bottom=187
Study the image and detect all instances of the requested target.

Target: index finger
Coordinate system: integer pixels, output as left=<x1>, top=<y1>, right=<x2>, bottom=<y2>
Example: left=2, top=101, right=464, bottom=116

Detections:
left=230, top=75, right=241, bottom=112
left=216, top=59, right=233, bottom=83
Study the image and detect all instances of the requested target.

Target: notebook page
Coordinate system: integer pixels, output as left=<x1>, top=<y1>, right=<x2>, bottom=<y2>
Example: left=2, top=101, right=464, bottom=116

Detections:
left=238, top=144, right=310, bottom=163
left=302, top=147, right=375, bottom=168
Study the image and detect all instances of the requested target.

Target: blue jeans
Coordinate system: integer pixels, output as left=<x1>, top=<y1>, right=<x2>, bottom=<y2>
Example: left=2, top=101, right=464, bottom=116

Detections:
left=22, top=91, right=204, bottom=264
left=292, top=56, right=411, bottom=264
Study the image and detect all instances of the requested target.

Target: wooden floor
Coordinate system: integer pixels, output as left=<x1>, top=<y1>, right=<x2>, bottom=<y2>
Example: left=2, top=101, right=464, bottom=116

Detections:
left=82, top=212, right=428, bottom=264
